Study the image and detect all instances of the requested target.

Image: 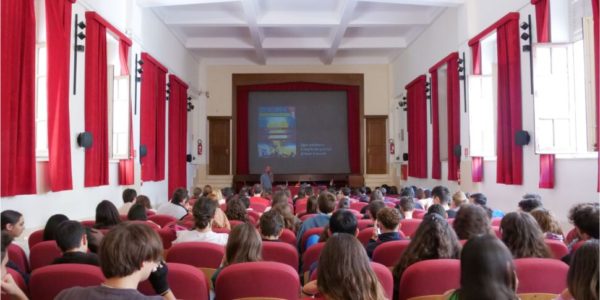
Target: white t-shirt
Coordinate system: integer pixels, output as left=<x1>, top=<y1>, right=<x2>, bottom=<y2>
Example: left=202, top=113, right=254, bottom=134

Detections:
left=173, top=230, right=229, bottom=246
left=156, top=202, right=188, bottom=220
left=118, top=202, right=134, bottom=215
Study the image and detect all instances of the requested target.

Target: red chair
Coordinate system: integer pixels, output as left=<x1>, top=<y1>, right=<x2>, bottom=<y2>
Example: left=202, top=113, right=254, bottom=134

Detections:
left=213, top=227, right=231, bottom=234
left=545, top=239, right=569, bottom=259
left=279, top=228, right=296, bottom=246
left=350, top=202, right=368, bottom=212
left=129, top=220, right=161, bottom=230
left=119, top=214, right=128, bottom=221
left=229, top=220, right=245, bottom=228
left=215, top=262, right=300, bottom=300
left=565, top=228, right=579, bottom=245
left=295, top=202, right=308, bottom=216
left=413, top=209, right=426, bottom=219
left=247, top=211, right=260, bottom=225
left=157, top=227, right=177, bottom=249
left=262, top=241, right=299, bottom=272
left=30, top=240, right=62, bottom=270
left=372, top=240, right=411, bottom=267
left=307, top=262, right=394, bottom=300
left=147, top=210, right=156, bottom=216
left=300, top=213, right=317, bottom=222
left=300, top=227, right=324, bottom=251
left=6, top=267, right=27, bottom=295
left=80, top=220, right=96, bottom=228
left=7, top=244, right=29, bottom=273
left=358, top=227, right=376, bottom=246
left=514, top=258, right=568, bottom=294
left=166, top=242, right=225, bottom=284
left=357, top=219, right=374, bottom=230
left=28, top=229, right=44, bottom=249
left=139, top=263, right=209, bottom=300
left=492, top=226, right=502, bottom=239
left=302, top=242, right=326, bottom=276
left=491, top=217, right=502, bottom=226
left=250, top=202, right=268, bottom=213
left=399, top=219, right=422, bottom=238
left=148, top=214, right=178, bottom=227
left=397, top=259, right=460, bottom=300
left=29, top=264, right=105, bottom=300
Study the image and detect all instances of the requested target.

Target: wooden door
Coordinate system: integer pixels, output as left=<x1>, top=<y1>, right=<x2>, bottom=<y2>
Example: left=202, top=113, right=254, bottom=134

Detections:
left=208, top=117, right=230, bottom=175
left=366, top=116, right=387, bottom=174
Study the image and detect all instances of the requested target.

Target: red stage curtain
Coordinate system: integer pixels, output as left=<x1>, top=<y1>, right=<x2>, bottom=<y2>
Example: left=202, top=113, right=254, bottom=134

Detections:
left=539, top=154, right=554, bottom=188
left=118, top=39, right=134, bottom=186
left=406, top=75, right=428, bottom=178
left=45, top=0, right=75, bottom=191
left=168, top=74, right=188, bottom=197
left=0, top=0, right=37, bottom=196
left=84, top=12, right=108, bottom=187
left=592, top=0, right=599, bottom=192
left=470, top=42, right=481, bottom=75
left=235, top=82, right=360, bottom=175
left=140, top=53, right=168, bottom=181
left=471, top=156, right=484, bottom=182
left=430, top=70, right=441, bottom=180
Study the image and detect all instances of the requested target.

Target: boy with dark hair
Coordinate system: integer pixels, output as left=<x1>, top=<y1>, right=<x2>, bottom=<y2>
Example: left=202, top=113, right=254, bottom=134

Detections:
left=397, top=196, right=415, bottom=219
left=427, top=204, right=448, bottom=219
left=157, top=187, right=189, bottom=220
left=296, top=192, right=336, bottom=250
left=328, top=209, right=358, bottom=236
left=366, top=207, right=403, bottom=258
left=119, top=188, right=138, bottom=214
left=431, top=185, right=455, bottom=218
left=518, top=197, right=543, bottom=212
left=259, top=210, right=285, bottom=241
left=569, top=202, right=599, bottom=240
left=52, top=221, right=100, bottom=266
left=250, top=184, right=270, bottom=207
left=56, top=223, right=175, bottom=300
left=367, top=200, right=386, bottom=221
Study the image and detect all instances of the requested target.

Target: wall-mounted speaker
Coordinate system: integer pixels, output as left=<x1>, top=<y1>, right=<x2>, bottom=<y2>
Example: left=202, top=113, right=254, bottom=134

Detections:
left=402, top=153, right=409, bottom=161
left=515, top=130, right=530, bottom=146
left=453, top=144, right=462, bottom=157
left=77, top=132, right=93, bottom=148
left=186, top=154, right=193, bottom=162
left=139, top=145, right=147, bottom=157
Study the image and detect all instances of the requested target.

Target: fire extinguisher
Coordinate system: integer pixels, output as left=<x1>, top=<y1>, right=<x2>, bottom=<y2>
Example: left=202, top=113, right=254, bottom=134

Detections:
left=389, top=139, right=395, bottom=155
left=197, top=139, right=203, bottom=156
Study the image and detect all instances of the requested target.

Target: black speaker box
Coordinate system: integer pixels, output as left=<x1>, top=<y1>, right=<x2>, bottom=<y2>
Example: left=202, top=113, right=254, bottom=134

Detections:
left=77, top=132, right=93, bottom=148
left=139, top=145, right=147, bottom=157
left=402, top=153, right=409, bottom=161
left=515, top=130, right=530, bottom=146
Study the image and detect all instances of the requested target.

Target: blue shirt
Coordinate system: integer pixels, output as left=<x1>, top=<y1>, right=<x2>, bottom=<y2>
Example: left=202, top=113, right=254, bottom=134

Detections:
left=260, top=173, right=272, bottom=191
left=296, top=213, right=330, bottom=251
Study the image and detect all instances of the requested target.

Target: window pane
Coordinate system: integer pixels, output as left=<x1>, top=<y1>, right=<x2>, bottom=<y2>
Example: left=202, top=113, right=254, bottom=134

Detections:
left=36, top=120, right=48, bottom=153
left=37, top=77, right=47, bottom=121
left=38, top=47, right=47, bottom=75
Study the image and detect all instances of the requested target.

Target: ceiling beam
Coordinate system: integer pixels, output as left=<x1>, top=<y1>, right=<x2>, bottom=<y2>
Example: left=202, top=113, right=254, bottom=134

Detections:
left=163, top=16, right=247, bottom=26
left=358, top=0, right=464, bottom=7
left=323, top=0, right=358, bottom=65
left=137, top=0, right=239, bottom=8
left=186, top=37, right=254, bottom=49
left=339, top=37, right=407, bottom=49
left=240, top=0, right=266, bottom=64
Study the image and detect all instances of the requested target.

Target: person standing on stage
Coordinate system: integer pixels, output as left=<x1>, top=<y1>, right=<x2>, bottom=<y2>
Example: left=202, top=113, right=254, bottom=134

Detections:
left=260, top=165, right=273, bottom=193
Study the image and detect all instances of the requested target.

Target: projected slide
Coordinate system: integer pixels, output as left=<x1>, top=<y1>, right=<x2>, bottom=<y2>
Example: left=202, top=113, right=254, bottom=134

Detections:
left=257, top=106, right=297, bottom=158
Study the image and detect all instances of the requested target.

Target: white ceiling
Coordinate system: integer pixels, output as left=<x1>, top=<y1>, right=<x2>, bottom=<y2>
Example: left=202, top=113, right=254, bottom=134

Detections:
left=138, top=0, right=464, bottom=65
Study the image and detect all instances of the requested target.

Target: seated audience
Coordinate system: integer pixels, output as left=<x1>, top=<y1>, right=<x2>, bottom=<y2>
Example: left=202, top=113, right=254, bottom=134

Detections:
left=517, top=194, right=543, bottom=212
left=136, top=195, right=156, bottom=214
left=173, top=197, right=228, bottom=246
left=562, top=202, right=599, bottom=264
left=296, top=192, right=336, bottom=250
left=452, top=204, right=493, bottom=240
left=188, top=187, right=203, bottom=207
left=411, top=187, right=427, bottom=210
left=43, top=214, right=69, bottom=241
left=366, top=207, right=403, bottom=258
left=52, top=221, right=100, bottom=266
left=128, top=204, right=160, bottom=228
left=225, top=198, right=249, bottom=222
left=337, top=198, right=350, bottom=210
left=367, top=200, right=386, bottom=221
left=205, top=192, right=230, bottom=230
left=304, top=195, right=319, bottom=215
left=202, top=185, right=213, bottom=197
left=500, top=212, right=551, bottom=258
left=450, top=191, right=468, bottom=213
left=1, top=210, right=25, bottom=239
left=431, top=186, right=455, bottom=218
left=396, top=196, right=415, bottom=219
left=357, top=186, right=369, bottom=203
left=529, top=208, right=564, bottom=241
left=259, top=210, right=285, bottom=241
left=157, top=188, right=189, bottom=220
left=270, top=201, right=300, bottom=232
left=250, top=184, right=270, bottom=207
left=212, top=223, right=262, bottom=288
left=220, top=187, right=234, bottom=204
left=447, top=234, right=518, bottom=300
left=557, top=239, right=599, bottom=300
left=93, top=200, right=121, bottom=230
left=318, top=209, right=359, bottom=243
left=337, top=187, right=351, bottom=202
left=469, top=193, right=504, bottom=218
left=118, top=188, right=137, bottom=215
left=56, top=223, right=175, bottom=300
left=427, top=204, right=448, bottom=219
left=1, top=231, right=27, bottom=300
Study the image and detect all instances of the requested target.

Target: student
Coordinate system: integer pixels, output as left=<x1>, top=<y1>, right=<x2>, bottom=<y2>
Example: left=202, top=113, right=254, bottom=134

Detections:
left=173, top=197, right=228, bottom=246
left=452, top=204, right=493, bottom=240
left=270, top=201, right=300, bottom=232
left=128, top=204, right=160, bottom=228
left=556, top=239, right=599, bottom=300
left=259, top=210, right=285, bottom=241
left=562, top=203, right=599, bottom=264
left=212, top=223, right=262, bottom=288
left=202, top=185, right=213, bottom=197
left=205, top=192, right=230, bottom=230
left=469, top=193, right=503, bottom=218
left=250, top=184, right=270, bottom=207
left=319, top=209, right=359, bottom=243
left=43, top=214, right=69, bottom=241
left=366, top=207, right=402, bottom=258
left=517, top=194, right=543, bottom=212
left=392, top=213, right=461, bottom=294
left=1, top=210, right=25, bottom=239
left=157, top=188, right=189, bottom=220
left=431, top=186, right=455, bottom=218
left=94, top=200, right=121, bottom=230
left=136, top=195, right=156, bottom=214
left=225, top=198, right=249, bottom=222
left=296, top=192, right=336, bottom=250
left=118, top=188, right=137, bottom=215
left=56, top=223, right=175, bottom=300
left=529, top=208, right=564, bottom=241
left=446, top=235, right=518, bottom=300
left=0, top=232, right=28, bottom=300
left=315, top=234, right=386, bottom=300
left=427, top=204, right=448, bottom=219
left=500, top=212, right=551, bottom=258
left=397, top=196, right=415, bottom=219
left=304, top=195, right=319, bottom=215
left=450, top=191, right=468, bottom=213
left=366, top=200, right=386, bottom=221
left=52, top=221, right=100, bottom=266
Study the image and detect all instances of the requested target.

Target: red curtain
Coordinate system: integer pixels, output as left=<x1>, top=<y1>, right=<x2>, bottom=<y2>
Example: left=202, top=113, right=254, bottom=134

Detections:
left=235, top=82, right=360, bottom=175
left=430, top=70, right=441, bottom=180
left=469, top=42, right=482, bottom=181
left=0, top=0, right=37, bottom=196
left=471, top=156, right=484, bottom=182
left=168, top=74, right=188, bottom=197
left=592, top=0, right=599, bottom=192
left=470, top=42, right=482, bottom=75
left=539, top=154, right=554, bottom=188
left=118, top=39, right=134, bottom=185
left=140, top=53, right=168, bottom=181
left=406, top=75, right=428, bottom=178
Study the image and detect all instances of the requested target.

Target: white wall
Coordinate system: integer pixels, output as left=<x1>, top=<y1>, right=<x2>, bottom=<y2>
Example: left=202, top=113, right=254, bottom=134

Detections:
left=1, top=0, right=200, bottom=236
left=390, top=0, right=599, bottom=229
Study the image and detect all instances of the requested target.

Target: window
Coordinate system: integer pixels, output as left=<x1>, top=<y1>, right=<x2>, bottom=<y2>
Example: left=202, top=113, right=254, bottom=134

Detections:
left=107, top=34, right=130, bottom=160
left=35, top=44, right=48, bottom=158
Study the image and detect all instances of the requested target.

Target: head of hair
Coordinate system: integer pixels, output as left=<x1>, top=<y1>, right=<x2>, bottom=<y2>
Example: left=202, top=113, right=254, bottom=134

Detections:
left=415, top=188, right=425, bottom=199
left=337, top=198, right=350, bottom=209
left=55, top=221, right=86, bottom=252
left=377, top=207, right=401, bottom=231
left=427, top=204, right=447, bottom=219
left=224, top=223, right=262, bottom=266
left=469, top=193, right=487, bottom=206
left=453, top=204, right=492, bottom=240
left=369, top=190, right=384, bottom=202
left=1, top=210, right=22, bottom=231
left=192, top=187, right=203, bottom=198
left=529, top=209, right=563, bottom=236
left=253, top=184, right=262, bottom=195
left=500, top=212, right=552, bottom=258
left=1, top=231, right=13, bottom=261
left=43, top=214, right=69, bottom=241
left=517, top=198, right=542, bottom=213
left=368, top=201, right=386, bottom=221
left=398, top=196, right=415, bottom=212
left=423, top=189, right=432, bottom=198
left=568, top=239, right=599, bottom=300
left=127, top=203, right=148, bottom=221
left=523, top=193, right=542, bottom=202
left=431, top=186, right=451, bottom=205
left=317, top=192, right=336, bottom=214
left=306, top=195, right=319, bottom=214
left=135, top=195, right=152, bottom=210
left=568, top=203, right=599, bottom=239
left=340, top=187, right=351, bottom=197
left=192, top=197, right=217, bottom=229
left=122, top=188, right=137, bottom=203
left=94, top=200, right=121, bottom=229
left=317, top=234, right=385, bottom=300
left=226, top=198, right=248, bottom=222
left=221, top=187, right=234, bottom=199
left=259, top=210, right=285, bottom=238
left=271, top=191, right=288, bottom=207
left=457, top=235, right=518, bottom=300
left=171, top=188, right=188, bottom=205
left=238, top=195, right=250, bottom=209
left=452, top=191, right=468, bottom=208
left=202, top=185, right=213, bottom=197
left=392, top=213, right=460, bottom=281
left=400, top=187, right=415, bottom=199
left=329, top=210, right=358, bottom=235
left=99, top=223, right=162, bottom=278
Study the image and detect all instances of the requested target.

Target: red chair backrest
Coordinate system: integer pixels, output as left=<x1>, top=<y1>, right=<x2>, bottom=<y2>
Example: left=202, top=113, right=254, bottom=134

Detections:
left=166, top=242, right=225, bottom=269
left=350, top=202, right=368, bottom=212
left=491, top=217, right=503, bottom=226
left=249, top=202, right=267, bottom=213
left=148, top=214, right=178, bottom=227
left=399, top=219, right=422, bottom=238
left=7, top=244, right=29, bottom=273
left=213, top=227, right=231, bottom=234
left=279, top=228, right=296, bottom=246
left=119, top=214, right=128, bottom=221
left=357, top=219, right=374, bottom=230
left=308, top=262, right=394, bottom=300
left=514, top=258, right=568, bottom=294
left=157, top=227, right=177, bottom=249
left=128, top=220, right=161, bottom=231
left=295, top=202, right=308, bottom=215
left=6, top=267, right=27, bottom=294
left=80, top=220, right=96, bottom=228
left=139, top=263, right=209, bottom=300
left=358, top=227, right=376, bottom=246
left=30, top=240, right=62, bottom=270
left=413, top=209, right=426, bottom=219
left=147, top=210, right=156, bottom=216
left=300, top=227, right=325, bottom=251
left=299, top=213, right=317, bottom=222
left=492, top=226, right=502, bottom=239
left=545, top=239, right=569, bottom=259
left=215, top=261, right=300, bottom=300
left=229, top=220, right=245, bottom=228
left=29, top=264, right=105, bottom=300
left=302, top=242, right=326, bottom=273
left=262, top=241, right=299, bottom=272
left=565, top=228, right=579, bottom=245
left=398, top=259, right=460, bottom=300
left=247, top=211, right=260, bottom=225
left=372, top=240, right=411, bottom=267
left=28, top=229, right=44, bottom=249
